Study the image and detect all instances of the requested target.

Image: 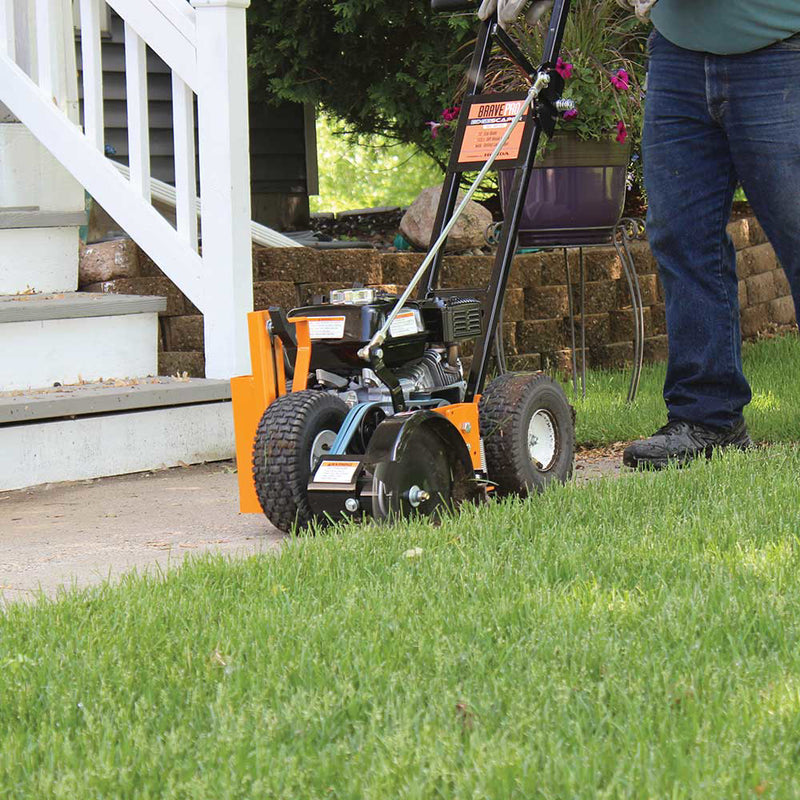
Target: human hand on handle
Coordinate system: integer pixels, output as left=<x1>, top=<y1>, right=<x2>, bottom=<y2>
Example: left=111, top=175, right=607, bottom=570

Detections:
left=477, top=0, right=554, bottom=30
left=477, top=0, right=657, bottom=30
left=615, top=0, right=658, bottom=21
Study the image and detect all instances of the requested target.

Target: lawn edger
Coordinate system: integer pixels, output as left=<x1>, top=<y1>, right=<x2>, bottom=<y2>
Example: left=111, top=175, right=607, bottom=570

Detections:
left=232, top=0, right=576, bottom=532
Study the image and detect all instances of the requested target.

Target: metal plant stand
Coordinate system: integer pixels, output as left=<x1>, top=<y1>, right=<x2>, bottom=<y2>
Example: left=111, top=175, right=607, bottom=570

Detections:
left=493, top=217, right=647, bottom=402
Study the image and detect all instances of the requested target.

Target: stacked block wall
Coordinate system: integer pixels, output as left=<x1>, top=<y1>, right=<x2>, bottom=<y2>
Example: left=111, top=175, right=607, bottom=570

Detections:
left=80, top=217, right=795, bottom=377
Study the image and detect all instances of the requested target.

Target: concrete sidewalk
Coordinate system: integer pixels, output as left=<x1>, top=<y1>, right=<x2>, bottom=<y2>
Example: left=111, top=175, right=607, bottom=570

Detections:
left=0, top=462, right=282, bottom=606
left=0, top=449, right=623, bottom=606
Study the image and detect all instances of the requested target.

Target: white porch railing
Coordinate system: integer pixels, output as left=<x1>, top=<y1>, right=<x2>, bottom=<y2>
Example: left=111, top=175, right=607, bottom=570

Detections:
left=0, top=0, right=293, bottom=379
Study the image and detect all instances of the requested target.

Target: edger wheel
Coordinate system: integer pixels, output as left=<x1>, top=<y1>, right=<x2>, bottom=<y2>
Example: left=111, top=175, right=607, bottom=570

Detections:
left=365, top=411, right=479, bottom=522
left=253, top=390, right=348, bottom=532
left=479, top=372, right=574, bottom=496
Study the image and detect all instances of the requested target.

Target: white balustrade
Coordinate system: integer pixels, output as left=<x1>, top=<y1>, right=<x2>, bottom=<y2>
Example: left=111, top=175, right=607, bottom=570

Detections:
left=105, top=0, right=198, bottom=92
left=123, top=21, right=150, bottom=201
left=192, top=0, right=253, bottom=379
left=79, top=0, right=104, bottom=149
left=0, top=0, right=304, bottom=379
left=0, top=1, right=15, bottom=59
left=34, top=0, right=56, bottom=100
left=171, top=72, right=198, bottom=250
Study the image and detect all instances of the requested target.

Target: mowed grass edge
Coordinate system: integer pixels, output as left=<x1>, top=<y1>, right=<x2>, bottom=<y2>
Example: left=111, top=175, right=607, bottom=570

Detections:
left=2, top=445, right=800, bottom=798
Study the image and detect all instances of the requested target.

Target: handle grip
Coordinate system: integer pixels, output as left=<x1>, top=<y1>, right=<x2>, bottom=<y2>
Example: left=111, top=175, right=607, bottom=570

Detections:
left=430, top=0, right=478, bottom=12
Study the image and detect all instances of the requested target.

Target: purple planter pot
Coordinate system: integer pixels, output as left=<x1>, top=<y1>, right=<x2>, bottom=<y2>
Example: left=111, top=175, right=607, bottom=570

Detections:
left=499, top=133, right=630, bottom=247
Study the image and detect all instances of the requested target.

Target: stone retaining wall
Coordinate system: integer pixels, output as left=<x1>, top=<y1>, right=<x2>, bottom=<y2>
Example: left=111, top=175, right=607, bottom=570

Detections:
left=80, top=216, right=795, bottom=377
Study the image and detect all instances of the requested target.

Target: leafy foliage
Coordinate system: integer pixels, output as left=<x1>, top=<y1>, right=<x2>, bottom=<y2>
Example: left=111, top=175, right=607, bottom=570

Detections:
left=483, top=0, right=647, bottom=142
left=310, top=114, right=442, bottom=213
left=416, top=0, right=649, bottom=184
left=247, top=0, right=475, bottom=165
left=562, top=3, right=646, bottom=131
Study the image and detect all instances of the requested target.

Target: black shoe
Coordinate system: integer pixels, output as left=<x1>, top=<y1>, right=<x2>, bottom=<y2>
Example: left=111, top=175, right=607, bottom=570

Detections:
left=623, top=418, right=753, bottom=470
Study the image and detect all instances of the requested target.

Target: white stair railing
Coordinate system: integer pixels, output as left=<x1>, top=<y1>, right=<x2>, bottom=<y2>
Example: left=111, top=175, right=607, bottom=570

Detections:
left=0, top=0, right=285, bottom=379
left=111, top=161, right=300, bottom=250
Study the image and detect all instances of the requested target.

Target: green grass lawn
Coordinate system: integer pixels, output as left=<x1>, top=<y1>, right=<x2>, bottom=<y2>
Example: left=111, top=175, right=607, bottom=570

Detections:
left=574, top=332, right=800, bottom=445
left=2, top=335, right=799, bottom=798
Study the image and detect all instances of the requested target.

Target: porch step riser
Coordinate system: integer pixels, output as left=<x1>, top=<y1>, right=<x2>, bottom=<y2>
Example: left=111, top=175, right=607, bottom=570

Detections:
left=0, top=312, right=159, bottom=391
left=0, top=123, right=85, bottom=213
left=0, top=402, right=234, bottom=491
left=1, top=122, right=84, bottom=294
left=0, top=226, right=81, bottom=295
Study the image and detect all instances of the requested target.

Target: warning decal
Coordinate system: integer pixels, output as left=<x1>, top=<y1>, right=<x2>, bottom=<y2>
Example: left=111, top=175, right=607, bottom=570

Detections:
left=307, top=316, right=346, bottom=340
left=389, top=311, right=419, bottom=338
left=314, top=460, right=360, bottom=484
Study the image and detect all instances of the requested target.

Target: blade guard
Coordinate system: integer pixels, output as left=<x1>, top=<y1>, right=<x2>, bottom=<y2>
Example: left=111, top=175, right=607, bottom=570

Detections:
left=361, top=410, right=480, bottom=519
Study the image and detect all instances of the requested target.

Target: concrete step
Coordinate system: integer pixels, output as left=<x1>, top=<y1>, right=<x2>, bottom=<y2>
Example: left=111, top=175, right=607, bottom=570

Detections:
left=0, top=377, right=234, bottom=491
left=0, top=216, right=84, bottom=295
left=0, top=292, right=165, bottom=391
left=1, top=122, right=85, bottom=294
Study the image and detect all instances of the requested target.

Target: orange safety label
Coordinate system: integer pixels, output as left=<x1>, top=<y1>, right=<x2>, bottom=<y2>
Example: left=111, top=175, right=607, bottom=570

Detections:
left=449, top=92, right=532, bottom=173
left=307, top=316, right=346, bottom=340
left=389, top=310, right=419, bottom=338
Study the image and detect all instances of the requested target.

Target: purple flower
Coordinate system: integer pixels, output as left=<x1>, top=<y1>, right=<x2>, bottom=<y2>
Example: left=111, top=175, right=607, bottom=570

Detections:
left=610, top=69, right=630, bottom=91
left=616, top=120, right=628, bottom=144
left=563, top=108, right=578, bottom=121
left=426, top=121, right=441, bottom=138
left=555, top=57, right=574, bottom=80
left=441, top=106, right=461, bottom=122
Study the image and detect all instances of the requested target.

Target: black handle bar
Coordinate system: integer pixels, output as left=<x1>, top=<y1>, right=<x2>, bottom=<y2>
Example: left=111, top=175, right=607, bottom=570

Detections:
left=431, top=0, right=478, bottom=12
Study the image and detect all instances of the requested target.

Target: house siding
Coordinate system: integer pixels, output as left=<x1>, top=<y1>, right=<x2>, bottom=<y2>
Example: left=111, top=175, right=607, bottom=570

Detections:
left=77, top=11, right=312, bottom=228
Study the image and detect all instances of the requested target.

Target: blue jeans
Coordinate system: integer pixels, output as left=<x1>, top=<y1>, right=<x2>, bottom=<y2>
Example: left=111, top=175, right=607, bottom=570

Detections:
left=644, top=30, right=800, bottom=429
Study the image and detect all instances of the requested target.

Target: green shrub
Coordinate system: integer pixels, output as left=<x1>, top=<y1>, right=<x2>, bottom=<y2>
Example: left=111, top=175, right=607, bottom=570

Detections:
left=248, top=0, right=475, bottom=166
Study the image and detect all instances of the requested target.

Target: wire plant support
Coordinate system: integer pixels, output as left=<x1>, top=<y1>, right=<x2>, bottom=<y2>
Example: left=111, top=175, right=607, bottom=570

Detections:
left=492, top=217, right=646, bottom=404
left=549, top=217, right=647, bottom=403
left=614, top=217, right=647, bottom=402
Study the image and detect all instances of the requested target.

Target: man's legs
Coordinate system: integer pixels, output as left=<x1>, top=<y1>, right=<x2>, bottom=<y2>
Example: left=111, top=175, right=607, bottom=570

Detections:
left=624, top=31, right=753, bottom=467
left=723, top=37, right=800, bottom=326
left=642, top=32, right=751, bottom=429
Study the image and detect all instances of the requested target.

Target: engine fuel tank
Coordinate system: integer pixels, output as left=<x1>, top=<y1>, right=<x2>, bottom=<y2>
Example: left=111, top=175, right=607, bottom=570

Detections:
left=290, top=299, right=429, bottom=372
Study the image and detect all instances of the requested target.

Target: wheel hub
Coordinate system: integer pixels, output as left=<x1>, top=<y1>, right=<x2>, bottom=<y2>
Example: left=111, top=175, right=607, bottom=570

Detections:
left=527, top=409, right=558, bottom=471
left=310, top=429, right=337, bottom=469
left=407, top=485, right=431, bottom=507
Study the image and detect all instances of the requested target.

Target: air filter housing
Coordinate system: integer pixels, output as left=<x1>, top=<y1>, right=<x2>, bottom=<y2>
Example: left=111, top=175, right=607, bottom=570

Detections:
left=421, top=296, right=484, bottom=343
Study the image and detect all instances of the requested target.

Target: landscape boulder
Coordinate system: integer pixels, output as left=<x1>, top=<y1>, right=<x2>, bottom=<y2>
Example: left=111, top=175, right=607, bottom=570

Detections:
left=400, top=185, right=493, bottom=252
